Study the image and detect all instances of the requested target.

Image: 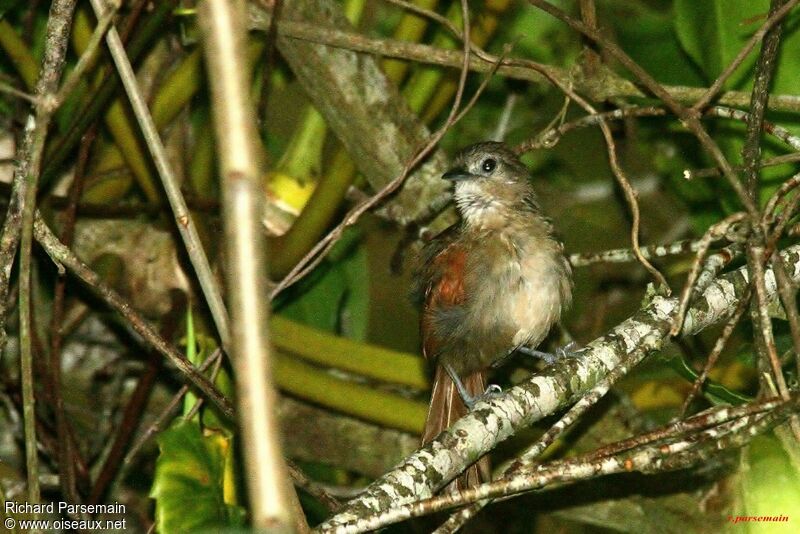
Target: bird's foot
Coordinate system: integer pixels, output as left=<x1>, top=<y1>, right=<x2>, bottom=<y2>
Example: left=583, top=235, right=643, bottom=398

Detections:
left=444, top=364, right=504, bottom=410
left=518, top=342, right=578, bottom=365
left=464, top=384, right=503, bottom=410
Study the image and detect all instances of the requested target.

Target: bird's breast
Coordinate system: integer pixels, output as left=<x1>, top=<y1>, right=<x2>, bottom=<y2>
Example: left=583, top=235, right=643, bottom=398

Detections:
left=466, top=235, right=568, bottom=352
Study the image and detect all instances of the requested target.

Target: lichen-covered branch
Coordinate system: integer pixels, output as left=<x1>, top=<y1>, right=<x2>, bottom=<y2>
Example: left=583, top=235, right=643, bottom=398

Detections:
left=317, top=244, right=800, bottom=531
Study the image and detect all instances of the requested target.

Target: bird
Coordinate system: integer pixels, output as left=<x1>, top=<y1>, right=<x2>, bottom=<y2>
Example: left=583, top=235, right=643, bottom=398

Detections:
left=416, top=141, right=572, bottom=490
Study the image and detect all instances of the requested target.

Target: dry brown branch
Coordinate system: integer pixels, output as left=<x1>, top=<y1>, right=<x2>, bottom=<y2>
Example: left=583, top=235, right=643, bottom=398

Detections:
left=198, top=0, right=296, bottom=529
left=680, top=292, right=750, bottom=416
left=330, top=394, right=799, bottom=532
left=246, top=9, right=800, bottom=113
left=670, top=213, right=748, bottom=336
left=691, top=0, right=800, bottom=111
left=88, top=0, right=230, bottom=350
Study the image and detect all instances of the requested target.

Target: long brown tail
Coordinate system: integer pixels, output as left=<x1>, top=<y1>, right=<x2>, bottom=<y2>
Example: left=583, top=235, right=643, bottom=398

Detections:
left=422, top=366, right=490, bottom=491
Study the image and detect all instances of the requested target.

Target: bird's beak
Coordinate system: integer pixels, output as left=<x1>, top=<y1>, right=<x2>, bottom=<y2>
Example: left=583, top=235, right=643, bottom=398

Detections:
left=442, top=167, right=475, bottom=181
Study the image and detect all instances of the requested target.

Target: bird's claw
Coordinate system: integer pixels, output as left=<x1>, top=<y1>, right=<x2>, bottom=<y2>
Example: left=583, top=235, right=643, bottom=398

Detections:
left=465, top=384, right=503, bottom=410
left=519, top=341, right=579, bottom=365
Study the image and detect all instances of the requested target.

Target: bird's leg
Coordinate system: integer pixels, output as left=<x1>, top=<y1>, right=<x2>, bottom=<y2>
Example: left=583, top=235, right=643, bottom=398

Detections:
left=444, top=364, right=502, bottom=410
left=517, top=341, right=579, bottom=365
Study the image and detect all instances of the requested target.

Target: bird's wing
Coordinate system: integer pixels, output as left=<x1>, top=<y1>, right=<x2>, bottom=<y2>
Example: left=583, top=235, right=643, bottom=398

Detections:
left=421, top=241, right=467, bottom=361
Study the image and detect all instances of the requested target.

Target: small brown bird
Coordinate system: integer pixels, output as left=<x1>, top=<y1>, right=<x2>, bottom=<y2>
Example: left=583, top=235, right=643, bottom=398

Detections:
left=417, top=142, right=572, bottom=488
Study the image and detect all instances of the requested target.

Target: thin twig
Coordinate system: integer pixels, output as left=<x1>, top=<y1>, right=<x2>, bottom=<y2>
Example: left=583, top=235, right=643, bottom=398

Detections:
left=87, top=0, right=230, bottom=350
left=435, top=345, right=652, bottom=533
left=88, top=294, right=184, bottom=505
left=286, top=459, right=341, bottom=511
left=693, top=243, right=744, bottom=296
left=12, top=0, right=78, bottom=508
left=49, top=127, right=96, bottom=506
left=772, top=255, right=800, bottom=378
left=670, top=213, right=748, bottom=336
left=593, top=393, right=792, bottom=461
left=331, top=396, right=798, bottom=532
left=743, top=0, right=791, bottom=199
left=680, top=291, right=750, bottom=416
left=50, top=2, right=117, bottom=111
left=738, top=0, right=800, bottom=446
left=691, top=0, right=800, bottom=111
left=747, top=244, right=789, bottom=396
left=0, top=80, right=38, bottom=103
left=320, top=242, right=800, bottom=531
left=509, top=70, right=669, bottom=288
left=569, top=238, right=702, bottom=267
left=122, top=349, right=222, bottom=468
left=32, top=214, right=234, bottom=418
left=685, top=152, right=800, bottom=180
left=527, top=0, right=759, bottom=219
left=568, top=90, right=669, bottom=290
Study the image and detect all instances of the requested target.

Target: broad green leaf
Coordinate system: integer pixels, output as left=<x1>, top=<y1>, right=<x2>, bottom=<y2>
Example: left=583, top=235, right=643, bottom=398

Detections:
left=151, top=420, right=245, bottom=533
left=280, top=228, right=369, bottom=339
left=674, top=0, right=769, bottom=89
left=614, top=2, right=705, bottom=86
left=739, top=435, right=800, bottom=532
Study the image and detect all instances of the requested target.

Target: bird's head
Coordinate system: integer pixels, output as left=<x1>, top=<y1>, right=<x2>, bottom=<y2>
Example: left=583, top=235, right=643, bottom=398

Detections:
left=443, top=142, right=538, bottom=229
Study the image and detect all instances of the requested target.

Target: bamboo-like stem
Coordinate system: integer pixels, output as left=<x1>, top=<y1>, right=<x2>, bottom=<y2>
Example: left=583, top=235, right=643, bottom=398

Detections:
left=0, top=19, right=39, bottom=88
left=198, top=0, right=296, bottom=531
left=69, top=7, right=160, bottom=202
left=87, top=0, right=230, bottom=350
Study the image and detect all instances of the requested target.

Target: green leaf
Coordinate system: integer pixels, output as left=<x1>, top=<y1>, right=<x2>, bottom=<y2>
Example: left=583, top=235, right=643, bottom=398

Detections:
left=739, top=434, right=800, bottom=531
left=668, top=355, right=752, bottom=405
left=151, top=420, right=245, bottom=533
left=280, top=228, right=369, bottom=339
left=674, top=0, right=770, bottom=88
left=614, top=2, right=705, bottom=86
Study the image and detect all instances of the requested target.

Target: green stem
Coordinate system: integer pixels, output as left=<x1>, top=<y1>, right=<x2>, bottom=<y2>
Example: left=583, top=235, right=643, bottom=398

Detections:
left=403, top=0, right=512, bottom=122
left=271, top=315, right=428, bottom=389
left=269, top=0, right=437, bottom=278
left=274, top=352, right=427, bottom=433
left=189, top=111, right=217, bottom=197
left=269, top=150, right=355, bottom=277
left=383, top=0, right=442, bottom=88
left=275, top=106, right=327, bottom=181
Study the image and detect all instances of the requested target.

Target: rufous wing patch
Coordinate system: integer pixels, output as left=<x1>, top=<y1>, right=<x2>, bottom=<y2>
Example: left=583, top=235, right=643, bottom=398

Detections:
left=421, top=244, right=467, bottom=360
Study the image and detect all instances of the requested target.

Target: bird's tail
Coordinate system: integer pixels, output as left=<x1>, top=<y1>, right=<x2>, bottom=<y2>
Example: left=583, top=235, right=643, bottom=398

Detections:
left=421, top=366, right=491, bottom=491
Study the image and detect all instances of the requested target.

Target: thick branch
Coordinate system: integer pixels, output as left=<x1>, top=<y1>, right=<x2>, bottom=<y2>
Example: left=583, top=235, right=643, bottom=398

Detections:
left=263, top=0, right=456, bottom=225
left=199, top=0, right=297, bottom=529
left=246, top=8, right=800, bottom=114
left=318, top=244, right=800, bottom=530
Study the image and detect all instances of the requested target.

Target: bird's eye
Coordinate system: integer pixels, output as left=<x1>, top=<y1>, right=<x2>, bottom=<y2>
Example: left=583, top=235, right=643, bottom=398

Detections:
left=481, top=158, right=497, bottom=173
